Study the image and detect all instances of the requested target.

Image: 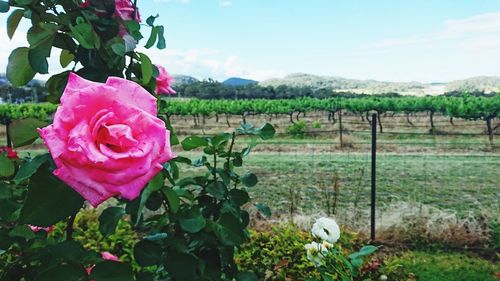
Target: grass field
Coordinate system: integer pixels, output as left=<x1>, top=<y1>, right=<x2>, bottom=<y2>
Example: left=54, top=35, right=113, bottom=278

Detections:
left=180, top=150, right=499, bottom=222
left=2, top=111, right=499, bottom=231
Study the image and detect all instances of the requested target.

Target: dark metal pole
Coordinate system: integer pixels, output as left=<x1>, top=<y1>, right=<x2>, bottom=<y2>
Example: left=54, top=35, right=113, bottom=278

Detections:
left=6, top=121, right=12, bottom=148
left=371, top=113, right=377, bottom=240
left=338, top=108, right=343, bottom=147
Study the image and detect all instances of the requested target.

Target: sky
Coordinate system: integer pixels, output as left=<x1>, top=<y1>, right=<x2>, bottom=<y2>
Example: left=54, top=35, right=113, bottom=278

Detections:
left=1, top=0, right=500, bottom=82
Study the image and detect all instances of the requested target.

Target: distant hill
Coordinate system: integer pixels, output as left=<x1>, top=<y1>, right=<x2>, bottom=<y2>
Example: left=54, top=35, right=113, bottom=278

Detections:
left=260, top=73, right=500, bottom=95
left=260, top=73, right=429, bottom=95
left=445, top=76, right=500, bottom=93
left=223, top=77, right=258, bottom=86
left=171, top=75, right=199, bottom=86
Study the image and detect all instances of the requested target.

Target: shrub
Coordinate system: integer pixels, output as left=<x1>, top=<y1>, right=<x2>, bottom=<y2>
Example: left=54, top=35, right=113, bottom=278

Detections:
left=312, top=121, right=322, bottom=129
left=52, top=209, right=139, bottom=264
left=236, top=225, right=319, bottom=280
left=287, top=120, right=307, bottom=137
left=236, top=223, right=367, bottom=280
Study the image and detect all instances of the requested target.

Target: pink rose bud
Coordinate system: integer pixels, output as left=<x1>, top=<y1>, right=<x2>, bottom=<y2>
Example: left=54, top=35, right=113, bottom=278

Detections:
left=29, top=225, right=55, bottom=233
left=114, top=0, right=141, bottom=22
left=38, top=73, right=175, bottom=207
left=101, top=251, right=120, bottom=261
left=156, top=65, right=176, bottom=95
left=0, top=146, right=18, bottom=159
left=87, top=252, right=120, bottom=278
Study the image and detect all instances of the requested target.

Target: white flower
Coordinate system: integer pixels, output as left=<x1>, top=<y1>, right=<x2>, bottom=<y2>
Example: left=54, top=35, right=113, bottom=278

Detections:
left=304, top=241, right=329, bottom=266
left=380, top=275, right=388, bottom=281
left=311, top=217, right=341, bottom=244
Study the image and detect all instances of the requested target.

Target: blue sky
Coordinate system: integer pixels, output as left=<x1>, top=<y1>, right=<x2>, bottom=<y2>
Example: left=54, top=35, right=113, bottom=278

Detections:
left=2, top=0, right=500, bottom=82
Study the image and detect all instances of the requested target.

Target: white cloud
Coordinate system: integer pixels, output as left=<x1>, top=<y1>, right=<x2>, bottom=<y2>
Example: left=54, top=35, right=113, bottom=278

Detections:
left=140, top=47, right=284, bottom=81
left=219, top=1, right=232, bottom=7
left=371, top=11, right=500, bottom=48
left=444, top=12, right=500, bottom=35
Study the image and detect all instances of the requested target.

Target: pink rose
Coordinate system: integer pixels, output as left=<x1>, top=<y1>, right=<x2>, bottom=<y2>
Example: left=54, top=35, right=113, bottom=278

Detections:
left=114, top=0, right=141, bottom=22
left=29, top=225, right=55, bottom=233
left=0, top=146, right=18, bottom=159
left=87, top=252, right=121, bottom=277
left=101, top=251, right=120, bottom=261
left=156, top=65, right=176, bottom=95
left=38, top=73, right=174, bottom=207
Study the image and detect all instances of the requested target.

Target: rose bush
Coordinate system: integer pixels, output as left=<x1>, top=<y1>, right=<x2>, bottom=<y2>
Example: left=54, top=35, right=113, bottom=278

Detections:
left=0, top=0, right=274, bottom=280
left=39, top=73, right=174, bottom=207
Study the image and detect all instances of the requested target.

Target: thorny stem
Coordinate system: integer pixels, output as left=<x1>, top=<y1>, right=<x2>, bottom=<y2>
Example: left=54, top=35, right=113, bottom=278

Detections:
left=226, top=132, right=236, bottom=171
left=213, top=152, right=217, bottom=181
left=66, top=214, right=76, bottom=241
left=160, top=190, right=170, bottom=211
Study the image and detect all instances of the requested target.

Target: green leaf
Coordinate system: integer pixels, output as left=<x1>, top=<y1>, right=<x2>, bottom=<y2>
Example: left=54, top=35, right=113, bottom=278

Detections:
left=59, top=49, right=75, bottom=68
left=178, top=207, right=206, bottom=233
left=135, top=173, right=164, bottom=225
left=27, top=24, right=57, bottom=74
left=164, top=251, right=199, bottom=280
left=111, top=42, right=125, bottom=56
left=255, top=203, right=271, bottom=218
left=237, top=272, right=259, bottom=281
left=257, top=123, right=276, bottom=140
left=134, top=240, right=162, bottom=266
left=181, top=136, right=208, bottom=151
left=0, top=182, right=11, bottom=199
left=99, top=207, right=125, bottom=236
left=139, top=52, right=153, bottom=84
left=206, top=181, right=227, bottom=200
left=144, top=25, right=159, bottom=49
left=348, top=245, right=378, bottom=260
left=34, top=264, right=86, bottom=281
left=0, top=154, right=15, bottom=178
left=213, top=212, right=246, bottom=246
left=7, top=47, right=36, bottom=87
left=8, top=118, right=47, bottom=147
left=48, top=241, right=85, bottom=262
left=146, top=15, right=158, bottom=27
left=240, top=172, right=258, bottom=187
left=46, top=71, right=70, bottom=103
left=8, top=225, right=35, bottom=239
left=163, top=187, right=180, bottom=213
left=156, top=25, right=166, bottom=49
left=89, top=261, right=134, bottom=281
left=13, top=153, right=50, bottom=184
left=69, top=18, right=100, bottom=49
left=7, top=9, right=24, bottom=39
left=0, top=1, right=9, bottom=13
left=122, top=20, right=142, bottom=41
left=19, top=164, right=84, bottom=227
left=228, top=189, right=250, bottom=206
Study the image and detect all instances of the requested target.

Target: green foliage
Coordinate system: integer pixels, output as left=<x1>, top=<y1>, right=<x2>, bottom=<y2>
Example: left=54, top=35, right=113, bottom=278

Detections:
left=383, top=251, right=500, bottom=281
left=287, top=120, right=307, bottom=137
left=58, top=209, right=139, bottom=264
left=19, top=163, right=84, bottom=227
left=312, top=120, right=322, bottom=129
left=3, top=94, right=498, bottom=127
left=236, top=225, right=320, bottom=280
left=7, top=118, right=47, bottom=147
